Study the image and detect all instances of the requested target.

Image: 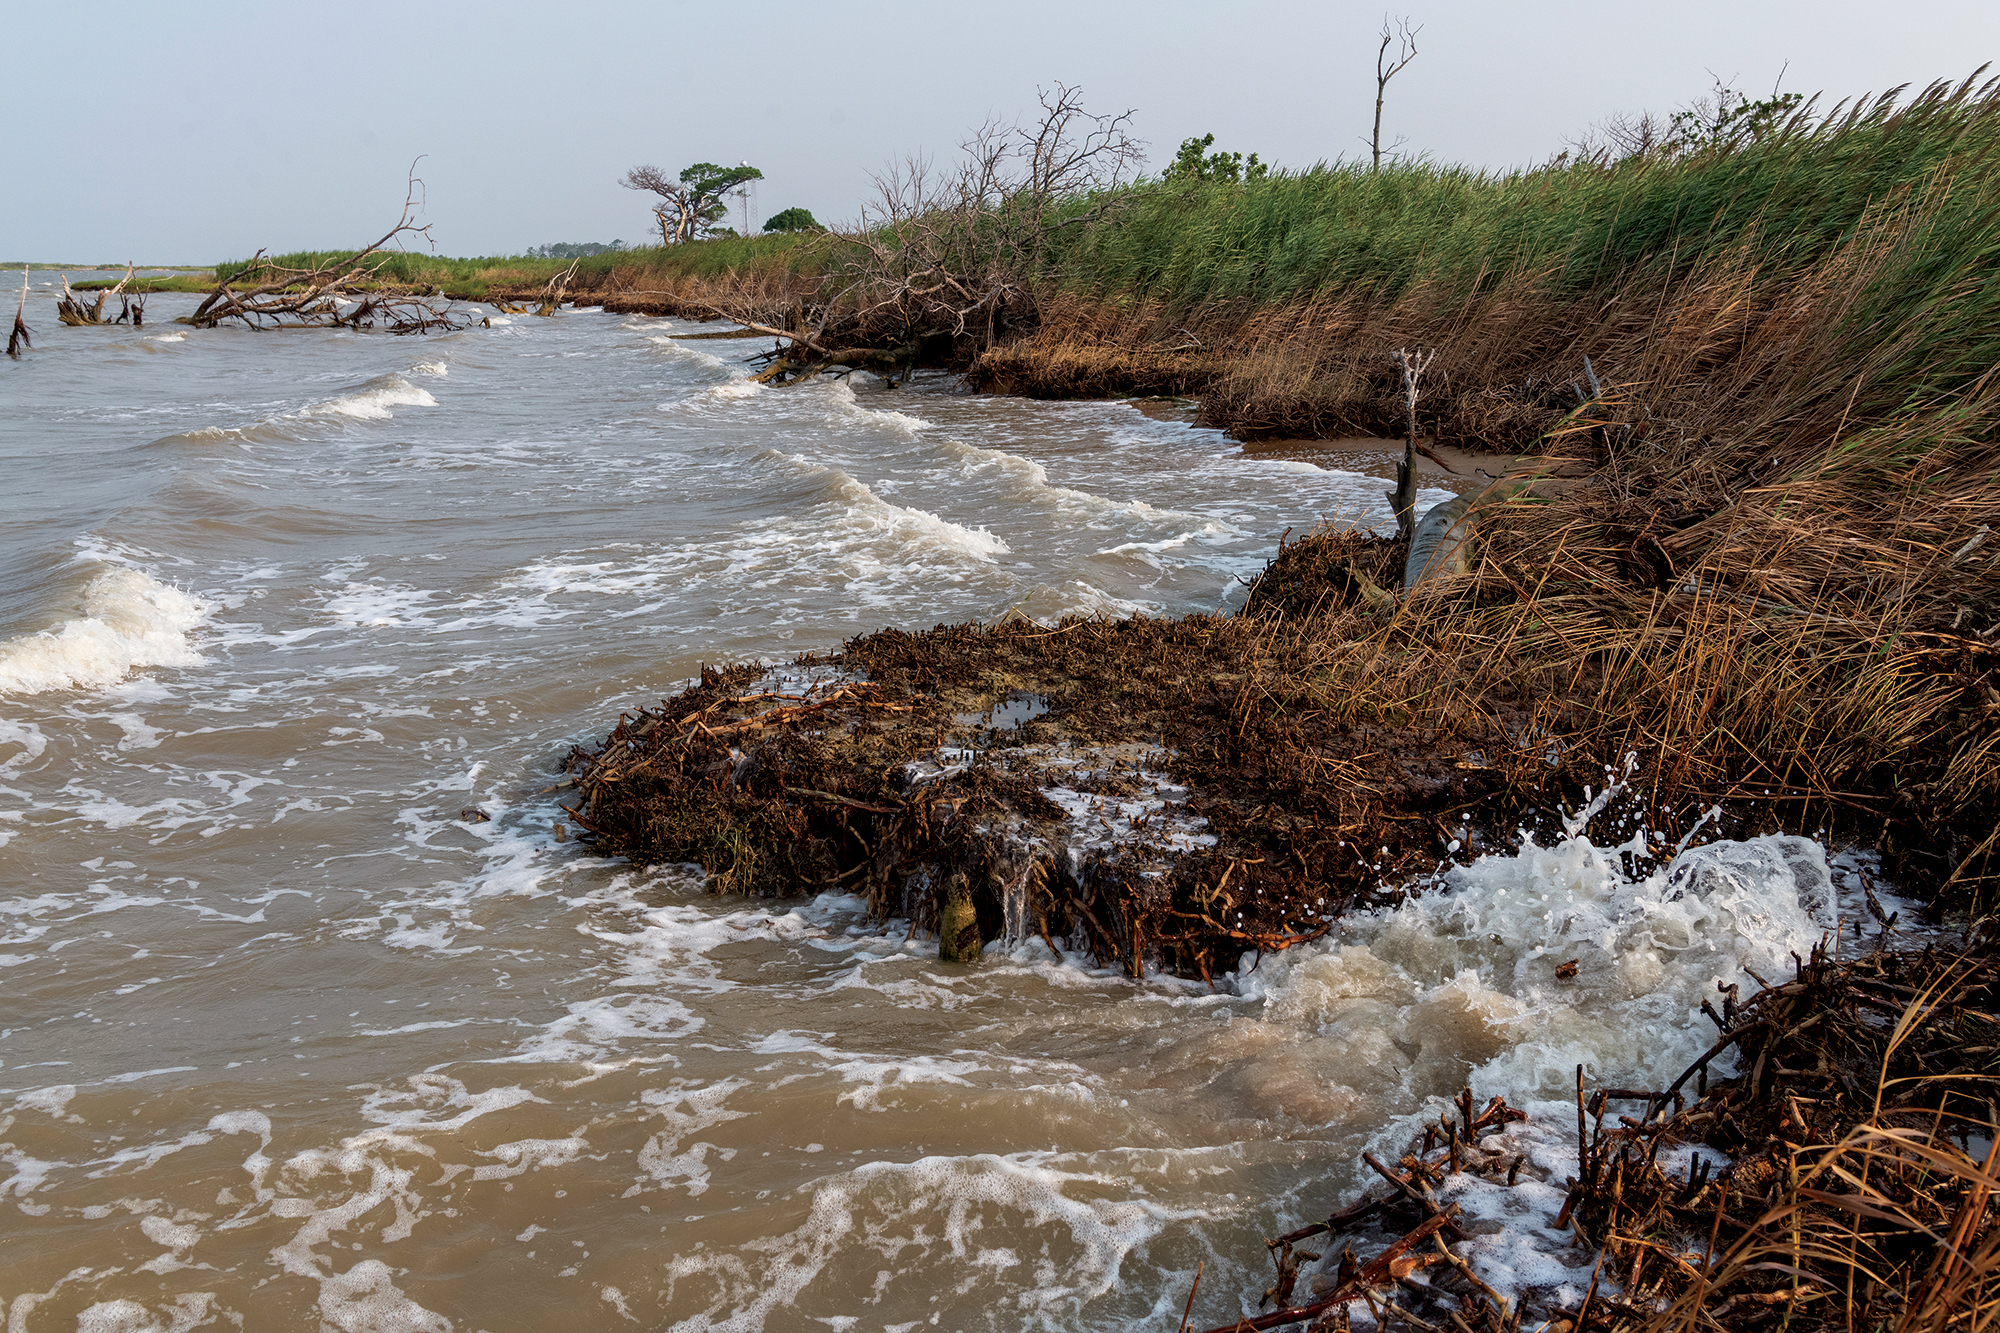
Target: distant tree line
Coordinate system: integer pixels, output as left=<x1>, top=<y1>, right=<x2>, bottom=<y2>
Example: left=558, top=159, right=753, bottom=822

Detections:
left=527, top=241, right=632, bottom=259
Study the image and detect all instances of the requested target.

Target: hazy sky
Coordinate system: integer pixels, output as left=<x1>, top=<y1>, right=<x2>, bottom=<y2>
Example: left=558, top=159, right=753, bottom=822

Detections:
left=8, top=0, right=1999, bottom=264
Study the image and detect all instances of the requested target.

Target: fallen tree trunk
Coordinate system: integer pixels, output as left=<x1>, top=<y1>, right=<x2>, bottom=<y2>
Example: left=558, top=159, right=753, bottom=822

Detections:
left=56, top=271, right=114, bottom=325
left=186, top=168, right=468, bottom=334
left=56, top=264, right=144, bottom=327
left=750, top=341, right=917, bottom=387
left=532, top=260, right=580, bottom=317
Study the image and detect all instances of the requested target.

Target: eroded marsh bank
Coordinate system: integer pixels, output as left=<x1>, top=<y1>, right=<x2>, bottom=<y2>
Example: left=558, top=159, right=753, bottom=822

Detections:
left=549, top=76, right=2000, bottom=1333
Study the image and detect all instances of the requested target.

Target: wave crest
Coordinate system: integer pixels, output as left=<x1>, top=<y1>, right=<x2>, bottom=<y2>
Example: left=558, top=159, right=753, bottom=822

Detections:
left=0, top=569, right=213, bottom=696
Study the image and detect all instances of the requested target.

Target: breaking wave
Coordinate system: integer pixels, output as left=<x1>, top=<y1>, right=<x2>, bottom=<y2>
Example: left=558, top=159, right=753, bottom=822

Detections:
left=0, top=568, right=213, bottom=696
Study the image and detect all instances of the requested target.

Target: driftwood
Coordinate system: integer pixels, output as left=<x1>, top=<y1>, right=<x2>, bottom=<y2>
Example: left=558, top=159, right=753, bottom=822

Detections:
left=56, top=263, right=145, bottom=327
left=7, top=268, right=27, bottom=359
left=186, top=167, right=466, bottom=334
left=1189, top=1095, right=1535, bottom=1333
left=1388, top=347, right=1436, bottom=541
left=1195, top=945, right=2000, bottom=1333
left=751, top=340, right=916, bottom=387
left=57, top=272, right=109, bottom=325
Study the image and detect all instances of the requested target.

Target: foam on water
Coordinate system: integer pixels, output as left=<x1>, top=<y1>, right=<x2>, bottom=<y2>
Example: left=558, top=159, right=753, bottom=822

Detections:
left=1254, top=830, right=1842, bottom=1103
left=0, top=568, right=212, bottom=697
left=298, top=373, right=438, bottom=421
left=646, top=335, right=738, bottom=379
left=797, top=454, right=1012, bottom=562
left=1201, top=825, right=1880, bottom=1316
left=516, top=449, right=1018, bottom=616
left=936, top=435, right=1208, bottom=528
left=821, top=380, right=934, bottom=435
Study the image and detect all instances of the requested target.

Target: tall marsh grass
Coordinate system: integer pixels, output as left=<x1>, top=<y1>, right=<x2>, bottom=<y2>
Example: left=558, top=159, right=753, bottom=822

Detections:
left=212, top=232, right=813, bottom=298
left=1091, top=75, right=2000, bottom=901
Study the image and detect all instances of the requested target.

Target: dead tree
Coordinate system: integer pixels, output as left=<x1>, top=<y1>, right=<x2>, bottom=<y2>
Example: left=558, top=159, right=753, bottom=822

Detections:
left=1371, top=16, right=1421, bottom=169
left=7, top=268, right=28, bottom=359
left=1388, top=347, right=1435, bottom=541
left=116, top=263, right=146, bottom=327
left=186, top=167, right=467, bottom=334
left=748, top=83, right=1142, bottom=388
left=57, top=272, right=109, bottom=325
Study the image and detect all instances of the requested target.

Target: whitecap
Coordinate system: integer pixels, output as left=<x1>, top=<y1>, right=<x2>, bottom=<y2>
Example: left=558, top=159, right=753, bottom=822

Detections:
left=0, top=569, right=212, bottom=697
left=299, top=373, right=438, bottom=421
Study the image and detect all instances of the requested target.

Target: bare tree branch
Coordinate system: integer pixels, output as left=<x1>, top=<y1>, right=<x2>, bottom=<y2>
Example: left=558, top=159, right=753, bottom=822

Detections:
left=8, top=267, right=29, bottom=359
left=187, top=162, right=466, bottom=334
left=1372, top=16, right=1421, bottom=170
left=745, top=84, right=1141, bottom=388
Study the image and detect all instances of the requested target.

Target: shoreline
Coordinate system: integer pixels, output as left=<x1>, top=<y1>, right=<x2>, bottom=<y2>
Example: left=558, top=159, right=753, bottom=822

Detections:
left=561, top=520, right=1998, bottom=1332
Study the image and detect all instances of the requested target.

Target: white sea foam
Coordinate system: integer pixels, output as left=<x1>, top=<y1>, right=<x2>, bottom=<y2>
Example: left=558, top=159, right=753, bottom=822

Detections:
left=74, top=1293, right=218, bottom=1333
left=0, top=568, right=212, bottom=696
left=635, top=1079, right=751, bottom=1196
left=998, top=579, right=1158, bottom=622
left=826, top=383, right=934, bottom=434
left=646, top=335, right=737, bottom=374
left=300, top=373, right=438, bottom=421
left=819, top=380, right=934, bottom=435
left=937, top=436, right=1208, bottom=527
left=0, top=717, right=47, bottom=778
left=807, top=456, right=1011, bottom=561
left=1248, top=831, right=1841, bottom=1107
left=659, top=1150, right=1211, bottom=1331
left=409, top=361, right=448, bottom=377
left=13, top=1084, right=78, bottom=1118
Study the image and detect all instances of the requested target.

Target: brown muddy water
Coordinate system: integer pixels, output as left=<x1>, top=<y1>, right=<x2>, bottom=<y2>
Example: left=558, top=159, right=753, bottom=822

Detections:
left=0, top=281, right=1911, bottom=1332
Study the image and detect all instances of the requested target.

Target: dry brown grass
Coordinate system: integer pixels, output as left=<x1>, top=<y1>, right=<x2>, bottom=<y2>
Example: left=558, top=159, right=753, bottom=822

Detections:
left=986, top=169, right=2000, bottom=900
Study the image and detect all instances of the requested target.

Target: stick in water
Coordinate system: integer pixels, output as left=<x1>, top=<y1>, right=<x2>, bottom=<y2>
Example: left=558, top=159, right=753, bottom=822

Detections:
left=1177, top=1260, right=1204, bottom=1333
left=8, top=266, right=28, bottom=359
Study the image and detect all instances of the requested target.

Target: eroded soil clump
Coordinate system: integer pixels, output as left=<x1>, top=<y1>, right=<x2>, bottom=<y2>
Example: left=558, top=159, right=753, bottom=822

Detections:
left=571, top=533, right=1685, bottom=978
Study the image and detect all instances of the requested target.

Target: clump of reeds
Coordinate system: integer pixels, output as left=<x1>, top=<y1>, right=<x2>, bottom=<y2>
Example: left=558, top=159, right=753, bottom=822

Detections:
left=1606, top=944, right=2000, bottom=1333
